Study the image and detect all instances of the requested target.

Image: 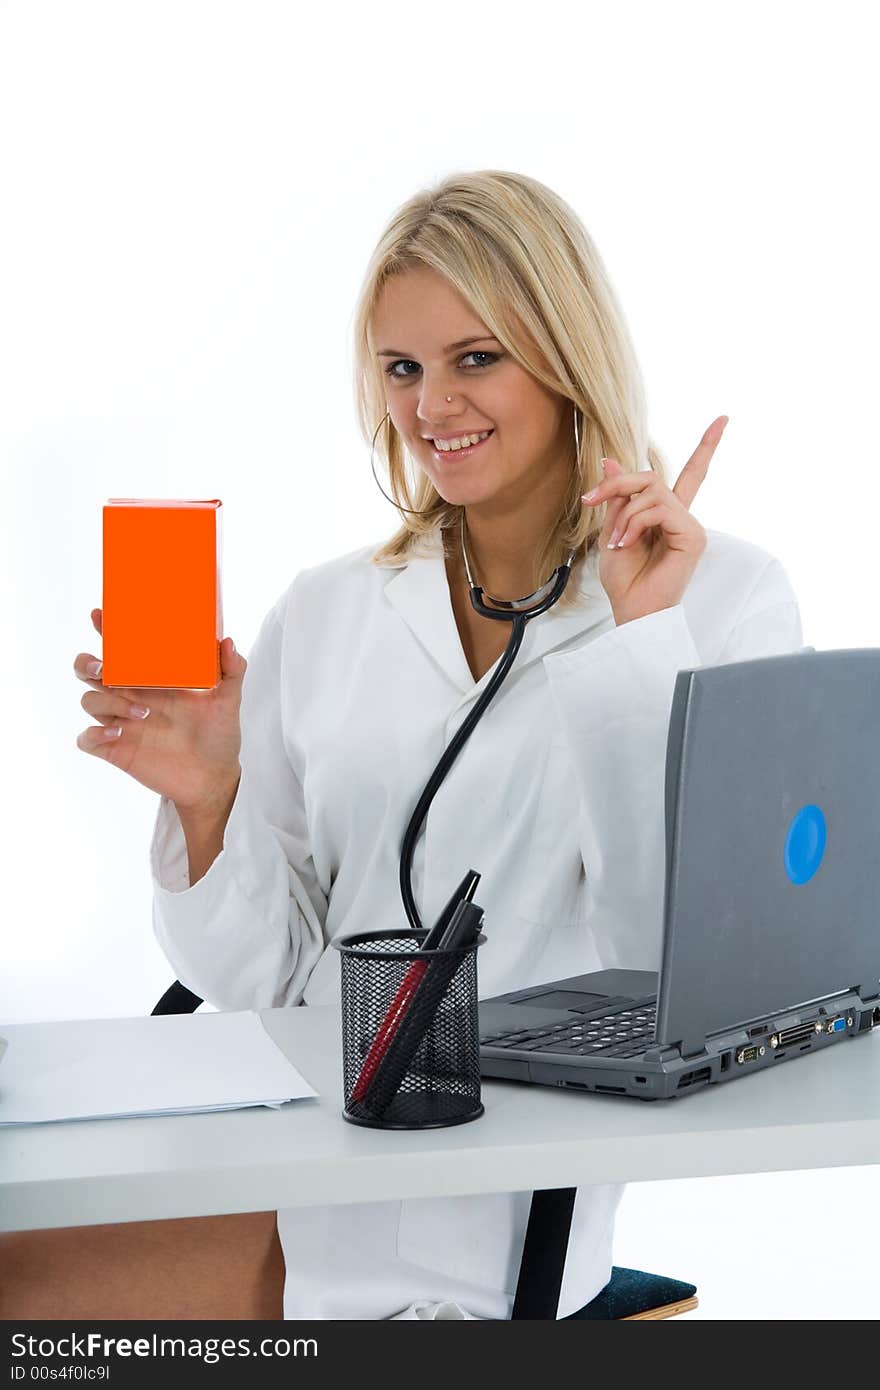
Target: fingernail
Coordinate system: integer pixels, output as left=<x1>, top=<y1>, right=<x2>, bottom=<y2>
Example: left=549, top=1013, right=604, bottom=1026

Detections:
left=129, top=704, right=150, bottom=719
left=608, top=528, right=621, bottom=547
left=102, top=726, right=122, bottom=739
left=582, top=488, right=600, bottom=502
left=87, top=660, right=103, bottom=678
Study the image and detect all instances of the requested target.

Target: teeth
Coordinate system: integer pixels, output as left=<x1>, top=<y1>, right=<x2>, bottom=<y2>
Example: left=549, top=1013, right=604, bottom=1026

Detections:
left=433, top=430, right=491, bottom=451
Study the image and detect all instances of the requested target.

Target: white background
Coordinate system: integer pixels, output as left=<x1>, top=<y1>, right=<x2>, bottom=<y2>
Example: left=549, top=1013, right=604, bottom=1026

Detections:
left=1, top=0, right=876, bottom=1319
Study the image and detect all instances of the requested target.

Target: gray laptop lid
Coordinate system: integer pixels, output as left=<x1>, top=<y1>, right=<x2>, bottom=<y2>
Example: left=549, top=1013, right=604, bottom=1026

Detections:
left=656, top=648, right=880, bottom=1057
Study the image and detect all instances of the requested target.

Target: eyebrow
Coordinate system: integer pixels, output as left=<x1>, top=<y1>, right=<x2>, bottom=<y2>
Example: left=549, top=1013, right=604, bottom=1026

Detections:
left=376, top=335, right=499, bottom=357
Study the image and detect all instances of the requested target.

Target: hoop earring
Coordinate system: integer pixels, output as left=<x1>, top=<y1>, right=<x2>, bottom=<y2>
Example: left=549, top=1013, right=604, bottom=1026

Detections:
left=368, top=412, right=441, bottom=517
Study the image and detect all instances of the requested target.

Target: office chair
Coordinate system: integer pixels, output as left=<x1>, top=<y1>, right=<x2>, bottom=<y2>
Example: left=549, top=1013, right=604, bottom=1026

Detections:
left=152, top=981, right=698, bottom=1320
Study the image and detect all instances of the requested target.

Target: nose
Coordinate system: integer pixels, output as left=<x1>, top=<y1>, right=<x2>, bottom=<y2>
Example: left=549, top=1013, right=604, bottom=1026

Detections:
left=417, top=387, right=465, bottom=434
left=415, top=370, right=465, bottom=423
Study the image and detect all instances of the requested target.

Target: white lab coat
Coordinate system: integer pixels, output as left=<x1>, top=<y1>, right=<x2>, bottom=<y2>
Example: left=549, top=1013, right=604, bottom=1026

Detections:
left=149, top=524, right=804, bottom=1319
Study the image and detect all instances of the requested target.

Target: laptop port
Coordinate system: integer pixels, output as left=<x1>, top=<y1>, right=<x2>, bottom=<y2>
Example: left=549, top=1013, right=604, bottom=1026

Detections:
left=823, top=1017, right=851, bottom=1035
left=770, top=1022, right=818, bottom=1049
left=736, top=1045, right=765, bottom=1064
left=558, top=1081, right=628, bottom=1094
left=677, top=1066, right=711, bottom=1089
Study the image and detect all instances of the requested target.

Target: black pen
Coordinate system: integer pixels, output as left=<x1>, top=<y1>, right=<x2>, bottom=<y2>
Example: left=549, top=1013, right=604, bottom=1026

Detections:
left=420, top=870, right=481, bottom=951
left=436, top=900, right=485, bottom=952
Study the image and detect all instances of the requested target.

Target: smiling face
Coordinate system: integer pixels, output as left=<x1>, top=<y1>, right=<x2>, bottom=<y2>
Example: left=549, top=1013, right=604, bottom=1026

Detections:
left=372, top=266, right=574, bottom=522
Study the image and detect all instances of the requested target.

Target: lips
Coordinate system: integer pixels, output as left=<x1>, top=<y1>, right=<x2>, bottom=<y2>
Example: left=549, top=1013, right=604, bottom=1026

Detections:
left=429, top=430, right=494, bottom=461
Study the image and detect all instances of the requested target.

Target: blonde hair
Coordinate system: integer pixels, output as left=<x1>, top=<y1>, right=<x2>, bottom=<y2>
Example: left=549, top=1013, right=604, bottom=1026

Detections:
left=352, top=169, right=668, bottom=607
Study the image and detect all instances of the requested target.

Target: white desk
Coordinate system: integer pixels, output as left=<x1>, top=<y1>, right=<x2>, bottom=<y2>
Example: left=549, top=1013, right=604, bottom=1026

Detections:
left=2, top=1005, right=879, bottom=1233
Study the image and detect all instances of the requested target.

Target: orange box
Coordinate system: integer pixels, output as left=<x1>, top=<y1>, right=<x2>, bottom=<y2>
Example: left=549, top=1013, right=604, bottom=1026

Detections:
left=102, top=498, right=223, bottom=690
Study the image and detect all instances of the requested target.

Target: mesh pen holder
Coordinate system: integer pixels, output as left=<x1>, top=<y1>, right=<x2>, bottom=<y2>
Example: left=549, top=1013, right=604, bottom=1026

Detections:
left=335, top=929, right=486, bottom=1130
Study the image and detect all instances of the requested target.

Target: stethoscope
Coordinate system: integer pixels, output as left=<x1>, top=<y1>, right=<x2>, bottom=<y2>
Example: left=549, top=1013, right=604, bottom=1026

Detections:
left=399, top=508, right=578, bottom=933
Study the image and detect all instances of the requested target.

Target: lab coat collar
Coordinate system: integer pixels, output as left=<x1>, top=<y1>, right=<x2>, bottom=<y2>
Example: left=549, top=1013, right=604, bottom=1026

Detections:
left=380, top=529, right=613, bottom=697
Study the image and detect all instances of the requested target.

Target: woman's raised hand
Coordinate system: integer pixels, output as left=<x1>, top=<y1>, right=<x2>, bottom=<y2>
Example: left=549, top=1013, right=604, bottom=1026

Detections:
left=582, top=415, right=728, bottom=626
left=74, top=609, right=247, bottom=814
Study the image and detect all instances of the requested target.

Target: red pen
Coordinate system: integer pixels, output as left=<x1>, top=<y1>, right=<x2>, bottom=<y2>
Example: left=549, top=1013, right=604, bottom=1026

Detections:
left=350, top=961, right=428, bottom=1102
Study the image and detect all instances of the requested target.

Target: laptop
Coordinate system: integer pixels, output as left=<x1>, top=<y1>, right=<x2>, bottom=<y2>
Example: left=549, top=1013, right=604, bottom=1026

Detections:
left=479, top=647, right=880, bottom=1100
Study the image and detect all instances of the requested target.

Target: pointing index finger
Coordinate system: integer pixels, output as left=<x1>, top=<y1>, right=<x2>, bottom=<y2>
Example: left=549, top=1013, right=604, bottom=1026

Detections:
left=673, top=416, right=728, bottom=510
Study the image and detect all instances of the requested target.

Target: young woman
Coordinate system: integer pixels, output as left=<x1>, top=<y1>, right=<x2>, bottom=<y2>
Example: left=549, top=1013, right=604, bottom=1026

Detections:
left=10, top=169, right=803, bottom=1320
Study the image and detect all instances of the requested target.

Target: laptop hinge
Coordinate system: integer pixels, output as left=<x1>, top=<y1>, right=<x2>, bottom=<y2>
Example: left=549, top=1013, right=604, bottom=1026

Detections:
left=677, top=1036, right=708, bottom=1060
left=642, top=1044, right=682, bottom=1063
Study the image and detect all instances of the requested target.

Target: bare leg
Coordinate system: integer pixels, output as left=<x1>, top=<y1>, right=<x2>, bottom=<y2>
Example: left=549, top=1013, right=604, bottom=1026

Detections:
left=0, top=1211, right=285, bottom=1320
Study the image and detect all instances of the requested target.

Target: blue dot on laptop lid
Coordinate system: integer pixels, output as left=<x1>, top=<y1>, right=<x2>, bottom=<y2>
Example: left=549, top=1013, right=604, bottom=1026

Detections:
left=784, top=804, right=827, bottom=885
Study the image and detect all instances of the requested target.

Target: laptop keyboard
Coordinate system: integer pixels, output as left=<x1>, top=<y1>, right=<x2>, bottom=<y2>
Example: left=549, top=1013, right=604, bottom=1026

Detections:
left=481, top=1003, right=657, bottom=1059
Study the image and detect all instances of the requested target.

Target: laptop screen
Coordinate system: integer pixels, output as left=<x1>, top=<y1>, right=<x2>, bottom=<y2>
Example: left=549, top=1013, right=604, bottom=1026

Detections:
left=656, top=649, right=880, bottom=1055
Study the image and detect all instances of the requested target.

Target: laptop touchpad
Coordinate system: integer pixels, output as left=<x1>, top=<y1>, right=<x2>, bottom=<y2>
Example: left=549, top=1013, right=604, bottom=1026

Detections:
left=515, top=990, right=611, bottom=1011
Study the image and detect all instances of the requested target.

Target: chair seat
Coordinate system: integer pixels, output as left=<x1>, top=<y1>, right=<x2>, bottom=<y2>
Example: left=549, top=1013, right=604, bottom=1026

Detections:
left=563, top=1266, right=698, bottom=1320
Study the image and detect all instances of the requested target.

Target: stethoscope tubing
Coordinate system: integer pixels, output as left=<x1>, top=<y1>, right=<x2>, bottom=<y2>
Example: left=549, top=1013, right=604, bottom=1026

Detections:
left=399, top=561, right=574, bottom=933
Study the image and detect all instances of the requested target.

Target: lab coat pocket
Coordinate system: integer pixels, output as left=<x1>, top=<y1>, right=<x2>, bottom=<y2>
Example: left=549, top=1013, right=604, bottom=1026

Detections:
left=514, top=736, right=585, bottom=928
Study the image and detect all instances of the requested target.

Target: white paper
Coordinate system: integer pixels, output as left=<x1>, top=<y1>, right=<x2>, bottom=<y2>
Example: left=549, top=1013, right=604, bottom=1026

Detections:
left=0, top=1010, right=316, bottom=1125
